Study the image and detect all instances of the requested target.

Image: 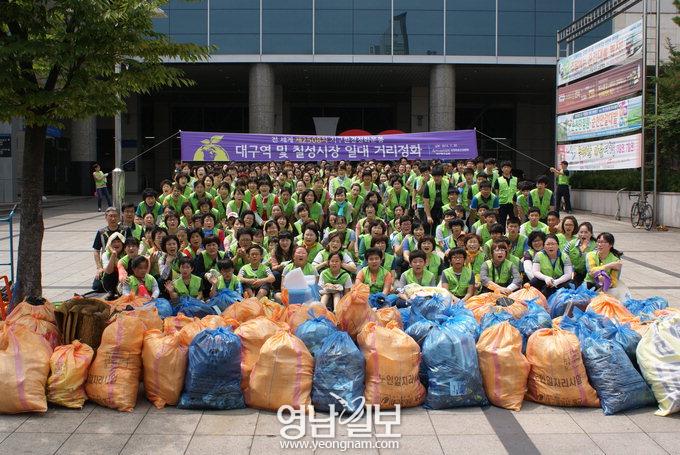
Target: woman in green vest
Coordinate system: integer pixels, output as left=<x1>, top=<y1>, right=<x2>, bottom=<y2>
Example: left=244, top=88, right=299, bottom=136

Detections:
left=92, top=163, right=112, bottom=211
left=564, top=221, right=596, bottom=286
left=529, top=234, right=573, bottom=298
left=347, top=183, right=365, bottom=223
left=385, top=177, right=410, bottom=219
left=418, top=236, right=443, bottom=278
left=301, top=189, right=324, bottom=227
left=329, top=187, right=354, bottom=225
left=463, top=233, right=486, bottom=283
left=355, top=248, right=393, bottom=295
left=585, top=232, right=624, bottom=292
left=441, top=247, right=476, bottom=302
left=319, top=252, right=353, bottom=311
left=188, top=180, right=213, bottom=212
left=165, top=256, right=203, bottom=301
left=479, top=242, right=521, bottom=295
left=556, top=215, right=578, bottom=250
left=396, top=250, right=436, bottom=300
left=213, top=182, right=232, bottom=221
left=522, top=231, right=545, bottom=282
left=226, top=188, right=248, bottom=220
left=313, top=231, right=357, bottom=275
left=299, top=226, right=324, bottom=265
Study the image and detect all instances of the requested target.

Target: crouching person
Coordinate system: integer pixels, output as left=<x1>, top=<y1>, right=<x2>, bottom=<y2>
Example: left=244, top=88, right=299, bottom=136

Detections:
left=479, top=241, right=521, bottom=295
left=238, top=245, right=275, bottom=298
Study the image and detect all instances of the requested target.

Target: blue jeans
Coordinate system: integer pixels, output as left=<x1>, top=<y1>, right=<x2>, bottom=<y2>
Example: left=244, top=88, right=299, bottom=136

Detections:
left=96, top=187, right=112, bottom=209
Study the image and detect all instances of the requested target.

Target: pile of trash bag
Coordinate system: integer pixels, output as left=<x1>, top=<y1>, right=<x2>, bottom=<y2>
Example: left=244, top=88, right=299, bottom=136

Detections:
left=546, top=283, right=596, bottom=318
left=295, top=315, right=338, bottom=357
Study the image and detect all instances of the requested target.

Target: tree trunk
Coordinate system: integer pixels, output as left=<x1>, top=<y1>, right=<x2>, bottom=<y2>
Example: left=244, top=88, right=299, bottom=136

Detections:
left=15, top=124, right=46, bottom=301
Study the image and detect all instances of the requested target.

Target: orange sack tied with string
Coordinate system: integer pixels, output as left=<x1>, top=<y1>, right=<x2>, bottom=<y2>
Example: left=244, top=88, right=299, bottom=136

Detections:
left=525, top=328, right=600, bottom=407
left=85, top=314, right=145, bottom=412
left=246, top=330, right=313, bottom=411
left=335, top=283, right=375, bottom=338
left=587, top=293, right=633, bottom=321
left=0, top=324, right=52, bottom=413
left=358, top=322, right=425, bottom=409
left=234, top=316, right=286, bottom=390
left=222, top=297, right=264, bottom=323
left=142, top=330, right=188, bottom=409
left=284, top=303, right=337, bottom=333
left=476, top=321, right=530, bottom=411
left=465, top=292, right=499, bottom=322
left=47, top=341, right=94, bottom=409
left=375, top=306, right=403, bottom=329
left=509, top=283, right=548, bottom=310
left=7, top=299, right=60, bottom=349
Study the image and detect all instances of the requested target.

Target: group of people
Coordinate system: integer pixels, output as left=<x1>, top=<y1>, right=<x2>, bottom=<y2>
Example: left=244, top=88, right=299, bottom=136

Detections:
left=92, top=157, right=623, bottom=310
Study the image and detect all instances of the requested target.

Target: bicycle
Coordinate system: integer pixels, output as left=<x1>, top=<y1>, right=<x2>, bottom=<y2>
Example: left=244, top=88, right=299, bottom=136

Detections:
left=628, top=191, right=654, bottom=231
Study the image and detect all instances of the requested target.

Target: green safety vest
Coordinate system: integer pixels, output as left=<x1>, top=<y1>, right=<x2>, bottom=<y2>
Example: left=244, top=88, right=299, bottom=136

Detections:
left=189, top=192, right=213, bottom=212
left=535, top=251, right=564, bottom=279
left=217, top=275, right=240, bottom=291
left=469, top=251, right=486, bottom=275
left=516, top=193, right=529, bottom=216
left=509, top=234, right=528, bottom=260
left=459, top=183, right=475, bottom=211
left=347, top=194, right=364, bottom=219
left=297, top=241, right=323, bottom=264
left=201, top=251, right=225, bottom=272
left=485, top=259, right=513, bottom=286
left=226, top=200, right=247, bottom=218
left=521, top=221, right=549, bottom=235
left=383, top=253, right=395, bottom=270
left=330, top=177, right=352, bottom=195
left=426, top=253, right=441, bottom=277
left=128, top=223, right=143, bottom=241
left=387, top=187, right=409, bottom=214
left=307, top=202, right=323, bottom=223
left=255, top=194, right=276, bottom=219
left=426, top=178, right=450, bottom=209
left=443, top=265, right=473, bottom=298
left=94, top=171, right=107, bottom=188
left=402, top=268, right=435, bottom=286
left=128, top=274, right=156, bottom=294
left=556, top=233, right=571, bottom=250
left=359, top=182, right=379, bottom=198
left=362, top=266, right=388, bottom=294
left=213, top=197, right=230, bottom=220
left=530, top=188, right=553, bottom=218
left=284, top=262, right=316, bottom=276
left=497, top=175, right=518, bottom=205
left=240, top=263, right=270, bottom=279
left=585, top=251, right=619, bottom=285
left=137, top=201, right=163, bottom=219
left=320, top=268, right=350, bottom=286
left=165, top=195, right=188, bottom=215
left=566, top=238, right=595, bottom=273
left=173, top=274, right=202, bottom=297
left=244, top=189, right=255, bottom=205
left=478, top=224, right=492, bottom=245
left=279, top=199, right=295, bottom=218
left=557, top=172, right=570, bottom=186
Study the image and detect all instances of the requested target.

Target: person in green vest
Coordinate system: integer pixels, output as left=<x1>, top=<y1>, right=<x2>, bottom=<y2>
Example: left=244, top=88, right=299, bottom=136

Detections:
left=355, top=248, right=394, bottom=295
left=196, top=199, right=221, bottom=221
left=226, top=188, right=249, bottom=220
left=556, top=215, right=578, bottom=250
left=92, top=163, right=112, bottom=211
left=182, top=228, right=203, bottom=259
left=364, top=191, right=387, bottom=220
left=530, top=234, right=573, bottom=298
left=238, top=245, right=275, bottom=298
left=564, top=221, right=596, bottom=286
left=441, top=247, right=476, bottom=302
left=298, top=225, right=324, bottom=265
left=312, top=177, right=330, bottom=213
left=165, top=256, right=204, bottom=300
left=359, top=168, right=380, bottom=198
left=192, top=235, right=226, bottom=294
left=585, top=232, right=624, bottom=292
left=277, top=187, right=296, bottom=220
left=457, top=168, right=476, bottom=214
left=243, top=178, right=259, bottom=206
left=179, top=202, right=195, bottom=228
left=443, top=218, right=467, bottom=253
left=313, top=231, right=357, bottom=274
left=441, top=188, right=459, bottom=214
left=505, top=217, right=528, bottom=263
left=300, top=189, right=324, bottom=227
left=120, top=202, right=144, bottom=241
left=483, top=158, right=499, bottom=189
left=329, top=187, right=355, bottom=225
left=464, top=233, right=486, bottom=287
left=520, top=207, right=549, bottom=237
left=117, top=236, right=141, bottom=286
left=435, top=209, right=456, bottom=250
left=209, top=258, right=243, bottom=296
left=136, top=188, right=163, bottom=220
left=515, top=182, right=532, bottom=221
left=158, top=234, right=181, bottom=285
left=120, top=255, right=160, bottom=298
left=251, top=179, right=279, bottom=223
left=494, top=160, right=518, bottom=227
left=357, top=220, right=388, bottom=264
left=476, top=210, right=499, bottom=245
left=203, top=175, right=217, bottom=198
left=212, top=182, right=232, bottom=222
left=479, top=241, right=521, bottom=295
left=401, top=220, right=425, bottom=264
left=324, top=215, right=356, bottom=255
left=370, top=235, right=397, bottom=279
left=546, top=211, right=561, bottom=236
left=396, top=249, right=436, bottom=300
left=347, top=183, right=365, bottom=223
left=174, top=172, right=192, bottom=198
left=528, top=175, right=555, bottom=221
left=469, top=181, right=500, bottom=224
left=482, top=223, right=506, bottom=258
left=522, top=231, right=546, bottom=282
left=319, top=252, right=353, bottom=311
left=329, top=164, right=353, bottom=196
left=418, top=236, right=443, bottom=278
left=422, top=165, right=449, bottom=236
left=550, top=160, right=572, bottom=214
left=385, top=177, right=410, bottom=219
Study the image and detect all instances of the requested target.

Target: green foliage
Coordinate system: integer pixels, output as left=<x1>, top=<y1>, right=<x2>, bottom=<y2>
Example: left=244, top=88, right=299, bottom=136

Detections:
left=0, top=0, right=210, bottom=127
left=570, top=169, right=680, bottom=192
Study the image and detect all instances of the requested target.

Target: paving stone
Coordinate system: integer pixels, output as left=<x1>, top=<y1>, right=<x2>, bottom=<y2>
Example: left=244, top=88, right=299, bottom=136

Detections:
left=625, top=407, right=680, bottom=433
left=135, top=411, right=201, bottom=435
left=195, top=409, right=258, bottom=436
left=529, top=434, right=604, bottom=454
left=429, top=413, right=495, bottom=435
left=16, top=410, right=89, bottom=433
left=589, top=432, right=668, bottom=455
left=0, top=432, right=70, bottom=455
left=439, top=435, right=509, bottom=455
left=567, top=408, right=641, bottom=433
left=648, top=432, right=680, bottom=455
left=185, top=435, right=252, bottom=455
left=514, top=413, right=583, bottom=434
left=120, top=434, right=191, bottom=455
left=55, top=433, right=131, bottom=455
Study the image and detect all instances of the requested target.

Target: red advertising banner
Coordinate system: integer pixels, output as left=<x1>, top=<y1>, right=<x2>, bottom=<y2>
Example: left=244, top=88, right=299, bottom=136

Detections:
left=557, top=60, right=643, bottom=114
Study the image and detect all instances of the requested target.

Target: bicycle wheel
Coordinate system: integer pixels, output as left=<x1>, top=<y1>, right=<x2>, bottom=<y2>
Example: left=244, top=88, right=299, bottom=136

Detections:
left=641, top=204, right=654, bottom=231
left=630, top=203, right=640, bottom=228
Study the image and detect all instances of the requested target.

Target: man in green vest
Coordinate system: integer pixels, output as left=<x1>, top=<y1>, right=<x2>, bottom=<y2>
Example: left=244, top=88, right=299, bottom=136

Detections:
left=396, top=249, right=436, bottom=297
left=92, top=163, right=112, bottom=211
left=550, top=160, right=572, bottom=214
left=422, top=165, right=449, bottom=236
left=165, top=256, right=204, bottom=301
left=528, top=175, right=555, bottom=221
left=441, top=247, right=476, bottom=302
left=237, top=245, right=275, bottom=298
left=494, top=160, right=518, bottom=227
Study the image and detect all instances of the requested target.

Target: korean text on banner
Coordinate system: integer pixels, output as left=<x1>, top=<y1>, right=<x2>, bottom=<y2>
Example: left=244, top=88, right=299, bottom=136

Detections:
left=180, top=130, right=478, bottom=162
left=557, top=20, right=643, bottom=86
left=556, top=96, right=642, bottom=143
left=556, top=133, right=642, bottom=171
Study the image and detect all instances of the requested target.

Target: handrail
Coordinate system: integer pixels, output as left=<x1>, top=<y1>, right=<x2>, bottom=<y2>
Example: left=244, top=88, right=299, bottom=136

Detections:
left=615, top=188, right=627, bottom=221
left=0, top=204, right=17, bottom=283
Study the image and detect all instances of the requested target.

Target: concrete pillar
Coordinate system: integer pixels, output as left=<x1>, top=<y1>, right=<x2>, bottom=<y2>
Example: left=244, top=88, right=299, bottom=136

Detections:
left=411, top=86, right=429, bottom=133
left=70, top=117, right=98, bottom=196
left=429, top=64, right=455, bottom=131
left=249, top=63, right=276, bottom=133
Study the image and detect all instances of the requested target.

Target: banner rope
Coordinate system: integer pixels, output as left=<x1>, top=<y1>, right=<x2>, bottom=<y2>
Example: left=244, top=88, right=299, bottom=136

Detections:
left=475, top=128, right=553, bottom=170
left=120, top=130, right=181, bottom=167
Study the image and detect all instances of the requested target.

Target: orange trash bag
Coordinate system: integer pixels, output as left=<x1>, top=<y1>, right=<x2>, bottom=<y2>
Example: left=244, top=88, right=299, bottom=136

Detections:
left=476, top=321, right=530, bottom=411
left=284, top=303, right=337, bottom=333
left=509, top=284, right=548, bottom=310
left=0, top=324, right=52, bottom=413
left=47, top=341, right=94, bottom=409
left=7, top=298, right=56, bottom=323
left=85, top=314, right=145, bottom=412
left=587, top=293, right=633, bottom=321
left=235, top=317, right=288, bottom=390
left=7, top=313, right=61, bottom=350
left=358, top=321, right=426, bottom=409
left=163, top=314, right=198, bottom=335
left=375, top=306, right=403, bottom=329
left=335, top=283, right=375, bottom=338
left=142, top=330, right=188, bottom=409
left=108, top=293, right=151, bottom=310
left=465, top=293, right=498, bottom=322
left=492, top=297, right=528, bottom=319
left=222, top=297, right=264, bottom=323
left=116, top=304, right=163, bottom=331
left=246, top=330, right=313, bottom=411
left=260, top=298, right=285, bottom=321
left=525, top=328, right=599, bottom=407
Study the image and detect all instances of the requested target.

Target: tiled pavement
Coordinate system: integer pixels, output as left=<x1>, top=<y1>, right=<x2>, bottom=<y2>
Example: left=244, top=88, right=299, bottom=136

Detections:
left=0, top=200, right=679, bottom=455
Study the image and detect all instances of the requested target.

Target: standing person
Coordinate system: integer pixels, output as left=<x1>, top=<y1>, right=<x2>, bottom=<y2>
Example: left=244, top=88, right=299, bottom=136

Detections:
left=528, top=176, right=555, bottom=222
left=495, top=161, right=518, bottom=227
left=551, top=161, right=572, bottom=214
left=422, top=165, right=449, bottom=236
left=92, top=163, right=112, bottom=212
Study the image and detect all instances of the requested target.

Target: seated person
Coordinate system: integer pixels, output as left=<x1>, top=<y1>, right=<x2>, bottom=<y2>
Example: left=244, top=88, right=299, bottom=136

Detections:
left=117, top=236, right=141, bottom=287
left=282, top=246, right=319, bottom=280
left=120, top=255, right=160, bottom=298
left=313, top=231, right=356, bottom=274
left=418, top=236, right=443, bottom=278
left=482, top=223, right=506, bottom=258
left=523, top=231, right=546, bottom=282
left=318, top=252, right=353, bottom=311
left=100, top=232, right=125, bottom=299
left=530, top=233, right=573, bottom=298
left=237, top=245, right=275, bottom=298
left=479, top=241, right=521, bottom=295
left=368, top=235, right=397, bottom=279
left=395, top=250, right=437, bottom=299
left=441, top=247, right=476, bottom=303
left=520, top=207, right=549, bottom=237
left=355, top=248, right=394, bottom=295
left=476, top=210, right=498, bottom=245
left=585, top=232, right=624, bottom=294
left=209, top=259, right=243, bottom=297
left=165, top=256, right=203, bottom=301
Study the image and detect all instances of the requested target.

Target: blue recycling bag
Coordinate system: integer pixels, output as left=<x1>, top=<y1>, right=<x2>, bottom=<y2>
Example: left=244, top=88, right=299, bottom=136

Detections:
left=581, top=332, right=655, bottom=415
left=547, top=283, right=597, bottom=318
left=511, top=300, right=552, bottom=352
left=405, top=318, right=436, bottom=347
left=560, top=307, right=609, bottom=344
left=600, top=322, right=642, bottom=363
left=312, top=331, right=365, bottom=413
left=176, top=295, right=218, bottom=318
left=440, top=303, right=480, bottom=341
left=480, top=309, right=513, bottom=332
left=178, top=327, right=245, bottom=410
left=623, top=296, right=668, bottom=321
left=369, top=293, right=399, bottom=309
left=409, top=293, right=451, bottom=322
left=149, top=298, right=173, bottom=319
left=421, top=323, right=488, bottom=409
left=206, top=289, right=242, bottom=312
left=295, top=315, right=338, bottom=357
left=399, top=308, right=411, bottom=329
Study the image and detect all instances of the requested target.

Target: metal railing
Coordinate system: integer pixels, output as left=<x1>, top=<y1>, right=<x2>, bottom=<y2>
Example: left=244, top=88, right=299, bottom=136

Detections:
left=0, top=204, right=17, bottom=283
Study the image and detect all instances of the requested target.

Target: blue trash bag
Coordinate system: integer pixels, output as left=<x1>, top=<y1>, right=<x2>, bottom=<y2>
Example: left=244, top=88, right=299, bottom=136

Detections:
left=369, top=293, right=398, bottom=309
left=623, top=296, right=668, bottom=320
left=287, top=284, right=322, bottom=305
left=176, top=296, right=219, bottom=318
left=547, top=283, right=597, bottom=318
left=295, top=315, right=338, bottom=357
left=440, top=303, right=480, bottom=341
left=206, top=289, right=242, bottom=312
left=560, top=307, right=609, bottom=343
left=480, top=309, right=513, bottom=332
left=409, top=293, right=451, bottom=322
left=399, top=308, right=411, bottom=329
left=178, top=327, right=245, bottom=410
left=510, top=300, right=553, bottom=353
left=421, top=323, right=488, bottom=409
left=600, top=322, right=642, bottom=363
left=312, top=331, right=365, bottom=413
left=149, top=298, right=173, bottom=319
left=405, top=318, right=436, bottom=347
left=581, top=332, right=656, bottom=415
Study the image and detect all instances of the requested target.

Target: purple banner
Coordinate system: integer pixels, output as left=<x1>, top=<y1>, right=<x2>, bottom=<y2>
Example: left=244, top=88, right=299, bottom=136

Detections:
left=180, top=130, right=478, bottom=162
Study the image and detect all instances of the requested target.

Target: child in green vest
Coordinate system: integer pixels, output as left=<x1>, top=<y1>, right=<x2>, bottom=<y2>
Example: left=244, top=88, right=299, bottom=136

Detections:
left=476, top=210, right=498, bottom=245
left=520, top=207, right=549, bottom=237
left=396, top=249, right=436, bottom=300
left=483, top=223, right=506, bottom=258
left=121, top=255, right=159, bottom=298
left=479, top=241, right=521, bottom=295
left=319, top=252, right=353, bottom=311
left=355, top=248, right=393, bottom=295
left=165, top=256, right=203, bottom=301
left=528, top=175, right=555, bottom=221
left=441, top=247, right=476, bottom=302
left=238, top=245, right=275, bottom=298
left=209, top=258, right=243, bottom=298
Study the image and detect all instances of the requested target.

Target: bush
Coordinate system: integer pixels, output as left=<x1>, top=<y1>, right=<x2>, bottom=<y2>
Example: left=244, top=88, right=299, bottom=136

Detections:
left=570, top=168, right=680, bottom=192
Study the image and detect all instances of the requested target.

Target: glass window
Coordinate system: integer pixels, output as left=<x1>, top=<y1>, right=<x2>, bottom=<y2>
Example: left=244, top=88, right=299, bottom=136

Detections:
left=393, top=0, right=444, bottom=55
left=498, top=1, right=535, bottom=56
left=168, top=3, right=208, bottom=46
left=446, top=0, right=495, bottom=56
left=210, top=0, right=259, bottom=53
left=263, top=0, right=313, bottom=54
left=353, top=0, right=392, bottom=55
left=315, top=0, right=353, bottom=54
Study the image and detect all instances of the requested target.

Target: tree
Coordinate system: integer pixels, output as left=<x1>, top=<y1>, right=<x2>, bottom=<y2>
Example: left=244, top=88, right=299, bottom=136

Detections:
left=0, top=0, right=209, bottom=300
